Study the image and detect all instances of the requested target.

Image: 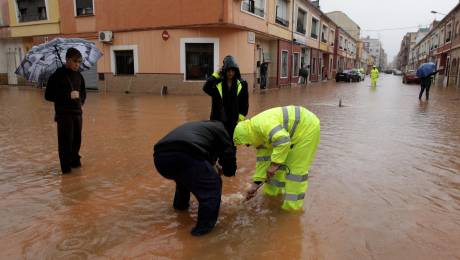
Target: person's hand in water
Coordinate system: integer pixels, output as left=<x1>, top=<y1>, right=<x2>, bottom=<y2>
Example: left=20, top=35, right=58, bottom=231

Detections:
left=245, top=182, right=262, bottom=201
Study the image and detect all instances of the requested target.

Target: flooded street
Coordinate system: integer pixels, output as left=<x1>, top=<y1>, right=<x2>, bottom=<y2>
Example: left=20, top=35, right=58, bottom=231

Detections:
left=1, top=75, right=460, bottom=259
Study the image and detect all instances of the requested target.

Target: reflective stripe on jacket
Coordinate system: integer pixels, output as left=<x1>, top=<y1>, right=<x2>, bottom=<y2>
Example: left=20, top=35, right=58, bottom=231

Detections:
left=214, top=71, right=245, bottom=121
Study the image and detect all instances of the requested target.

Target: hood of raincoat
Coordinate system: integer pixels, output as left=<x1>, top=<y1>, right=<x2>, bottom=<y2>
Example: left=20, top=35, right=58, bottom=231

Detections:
left=233, top=120, right=257, bottom=146
left=222, top=55, right=242, bottom=80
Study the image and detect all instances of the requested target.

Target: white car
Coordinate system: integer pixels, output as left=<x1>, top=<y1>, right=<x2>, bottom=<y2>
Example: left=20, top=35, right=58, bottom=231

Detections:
left=353, top=69, right=365, bottom=81
left=393, top=70, right=403, bottom=76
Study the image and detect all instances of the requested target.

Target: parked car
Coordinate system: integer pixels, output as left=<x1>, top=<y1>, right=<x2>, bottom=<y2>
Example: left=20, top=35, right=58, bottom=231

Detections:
left=402, top=70, right=420, bottom=84
left=353, top=69, right=365, bottom=81
left=393, top=70, right=403, bottom=75
left=336, top=70, right=361, bottom=82
left=384, top=69, right=393, bottom=74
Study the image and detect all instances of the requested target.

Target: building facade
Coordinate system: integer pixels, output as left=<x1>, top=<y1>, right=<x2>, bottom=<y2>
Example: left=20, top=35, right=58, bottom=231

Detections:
left=407, top=2, right=460, bottom=88
left=363, top=37, right=385, bottom=70
left=1, top=0, right=372, bottom=93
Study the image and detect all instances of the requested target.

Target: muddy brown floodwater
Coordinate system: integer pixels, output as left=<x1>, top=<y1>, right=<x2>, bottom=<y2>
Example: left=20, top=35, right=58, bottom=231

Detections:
left=1, top=75, right=460, bottom=259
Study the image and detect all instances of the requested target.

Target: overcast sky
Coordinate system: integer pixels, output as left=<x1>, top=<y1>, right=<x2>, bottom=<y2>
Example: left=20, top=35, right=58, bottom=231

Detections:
left=321, top=0, right=459, bottom=63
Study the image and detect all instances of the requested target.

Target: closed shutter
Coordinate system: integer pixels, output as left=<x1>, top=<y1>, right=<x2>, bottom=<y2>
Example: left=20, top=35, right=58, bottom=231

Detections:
left=81, top=65, right=97, bottom=89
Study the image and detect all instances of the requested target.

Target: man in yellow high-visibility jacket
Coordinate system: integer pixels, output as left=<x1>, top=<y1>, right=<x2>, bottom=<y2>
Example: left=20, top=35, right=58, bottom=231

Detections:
left=233, top=106, right=320, bottom=210
left=371, top=66, right=379, bottom=87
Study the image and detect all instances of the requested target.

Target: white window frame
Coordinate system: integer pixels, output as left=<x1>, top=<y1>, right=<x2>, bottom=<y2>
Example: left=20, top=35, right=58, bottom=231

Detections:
left=240, top=0, right=266, bottom=20
left=14, top=0, right=50, bottom=23
left=73, top=0, right=96, bottom=17
left=295, top=7, right=307, bottom=35
left=292, top=52, right=300, bottom=77
left=280, top=50, right=289, bottom=78
left=180, top=37, right=219, bottom=82
left=310, top=15, right=320, bottom=40
left=110, top=45, right=139, bottom=75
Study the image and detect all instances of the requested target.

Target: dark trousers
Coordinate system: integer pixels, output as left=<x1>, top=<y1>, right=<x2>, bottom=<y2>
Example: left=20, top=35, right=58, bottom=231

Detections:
left=419, top=79, right=432, bottom=100
left=154, top=151, right=222, bottom=230
left=56, top=114, right=82, bottom=172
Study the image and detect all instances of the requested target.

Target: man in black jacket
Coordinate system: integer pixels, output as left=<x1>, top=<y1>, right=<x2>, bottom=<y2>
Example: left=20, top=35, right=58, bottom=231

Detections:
left=45, top=48, right=86, bottom=174
left=203, top=55, right=249, bottom=138
left=153, top=121, right=237, bottom=236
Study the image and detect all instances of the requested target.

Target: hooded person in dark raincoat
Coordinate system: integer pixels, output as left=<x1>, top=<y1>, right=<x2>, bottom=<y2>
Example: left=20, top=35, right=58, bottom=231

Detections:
left=203, top=55, right=249, bottom=138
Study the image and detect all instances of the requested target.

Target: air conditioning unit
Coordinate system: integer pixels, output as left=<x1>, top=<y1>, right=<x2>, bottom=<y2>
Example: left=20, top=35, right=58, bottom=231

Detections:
left=99, top=31, right=113, bottom=43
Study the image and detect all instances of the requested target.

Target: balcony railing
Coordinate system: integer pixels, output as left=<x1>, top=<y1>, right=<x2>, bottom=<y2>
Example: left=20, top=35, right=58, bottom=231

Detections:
left=276, top=16, right=289, bottom=27
left=18, top=13, right=47, bottom=23
left=311, top=33, right=318, bottom=39
left=296, top=27, right=306, bottom=34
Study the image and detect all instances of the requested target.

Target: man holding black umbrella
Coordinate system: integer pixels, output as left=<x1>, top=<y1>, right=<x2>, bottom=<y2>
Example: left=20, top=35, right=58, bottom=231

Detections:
left=419, top=70, right=439, bottom=101
left=45, top=48, right=86, bottom=174
left=416, top=62, right=439, bottom=101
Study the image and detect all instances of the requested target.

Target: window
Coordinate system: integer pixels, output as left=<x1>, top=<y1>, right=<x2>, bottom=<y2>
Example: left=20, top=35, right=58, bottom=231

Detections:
left=185, top=43, right=214, bottom=81
left=311, top=17, right=319, bottom=39
left=440, top=29, right=445, bottom=45
left=296, top=8, right=306, bottom=34
left=241, top=0, right=265, bottom=18
left=455, top=22, right=460, bottom=36
left=446, top=23, right=452, bottom=42
left=114, top=50, right=134, bottom=75
left=0, top=4, right=3, bottom=25
left=16, top=0, right=47, bottom=22
left=344, top=39, right=348, bottom=51
left=321, top=24, right=328, bottom=43
left=281, top=51, right=288, bottom=78
left=339, top=36, right=343, bottom=49
left=292, top=53, right=299, bottom=77
left=330, top=30, right=335, bottom=46
left=75, top=0, right=94, bottom=16
left=275, top=0, right=289, bottom=27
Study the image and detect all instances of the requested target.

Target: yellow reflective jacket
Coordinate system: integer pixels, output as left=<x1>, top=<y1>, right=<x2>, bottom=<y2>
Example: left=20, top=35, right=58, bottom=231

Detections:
left=234, top=106, right=320, bottom=164
left=211, top=71, right=245, bottom=122
left=371, top=68, right=379, bottom=79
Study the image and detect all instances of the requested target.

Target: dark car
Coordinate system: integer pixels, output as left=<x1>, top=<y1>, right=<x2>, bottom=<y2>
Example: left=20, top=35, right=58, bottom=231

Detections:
left=336, top=70, right=361, bottom=82
left=402, top=70, right=420, bottom=84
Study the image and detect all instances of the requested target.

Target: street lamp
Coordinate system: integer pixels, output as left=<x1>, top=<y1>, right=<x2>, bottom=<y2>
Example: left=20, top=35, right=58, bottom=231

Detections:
left=431, top=10, right=447, bottom=15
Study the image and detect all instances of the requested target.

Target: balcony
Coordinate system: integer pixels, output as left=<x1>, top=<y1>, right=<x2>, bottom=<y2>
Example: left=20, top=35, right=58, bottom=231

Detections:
left=276, top=16, right=289, bottom=27
left=18, top=6, right=48, bottom=23
left=311, top=33, right=318, bottom=39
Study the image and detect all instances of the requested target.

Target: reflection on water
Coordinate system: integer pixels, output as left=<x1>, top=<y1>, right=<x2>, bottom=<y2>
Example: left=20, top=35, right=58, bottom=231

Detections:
left=1, top=76, right=459, bottom=259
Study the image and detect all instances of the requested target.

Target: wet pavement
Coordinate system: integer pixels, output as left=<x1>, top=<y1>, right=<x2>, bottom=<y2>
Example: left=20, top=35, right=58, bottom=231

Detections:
left=0, top=75, right=459, bottom=259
